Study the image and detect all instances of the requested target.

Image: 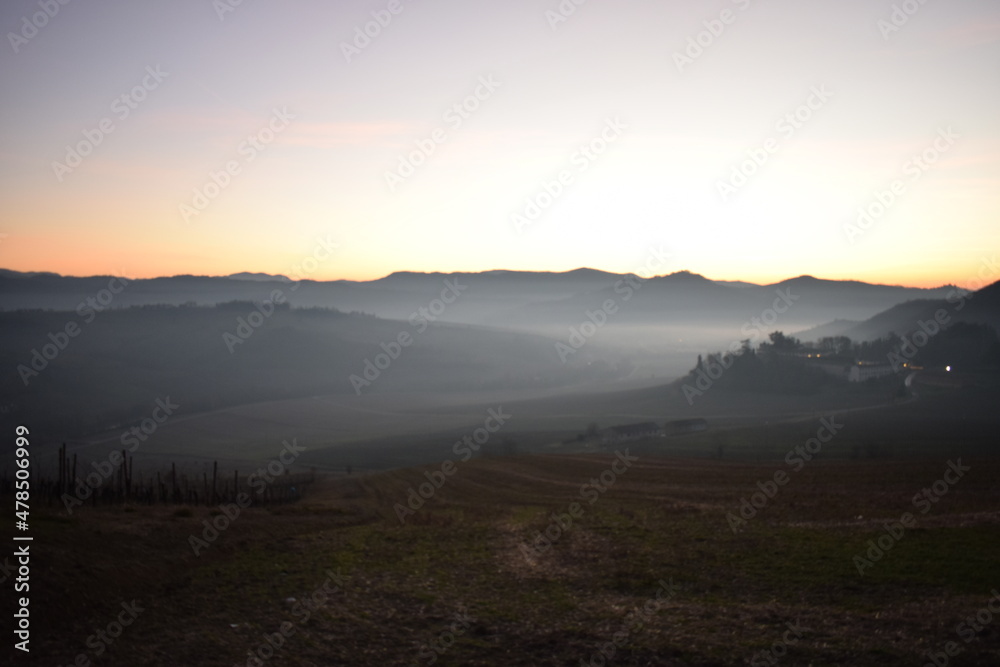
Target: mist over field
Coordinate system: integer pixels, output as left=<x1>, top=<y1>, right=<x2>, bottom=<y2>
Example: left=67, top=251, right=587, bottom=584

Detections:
left=3, top=268, right=997, bottom=469
left=3, top=265, right=1000, bottom=667
left=4, top=0, right=1000, bottom=664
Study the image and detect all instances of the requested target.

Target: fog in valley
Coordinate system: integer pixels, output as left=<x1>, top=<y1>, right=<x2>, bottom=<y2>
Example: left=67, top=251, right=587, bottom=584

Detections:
left=3, top=0, right=1000, bottom=664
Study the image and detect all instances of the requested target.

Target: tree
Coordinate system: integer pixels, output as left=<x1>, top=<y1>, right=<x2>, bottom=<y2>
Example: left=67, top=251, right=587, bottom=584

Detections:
left=767, top=331, right=800, bottom=352
left=818, top=336, right=852, bottom=355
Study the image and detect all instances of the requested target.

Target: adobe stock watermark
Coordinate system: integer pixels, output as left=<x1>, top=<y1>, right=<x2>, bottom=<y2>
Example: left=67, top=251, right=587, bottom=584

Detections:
left=556, top=245, right=671, bottom=363
left=394, top=407, right=511, bottom=523
left=384, top=74, right=501, bottom=192
left=511, top=117, right=627, bottom=234
left=348, top=278, right=467, bottom=394
left=888, top=254, right=999, bottom=370
left=886, top=308, right=951, bottom=371
left=545, top=0, right=589, bottom=31
left=222, top=235, right=339, bottom=352
left=61, top=397, right=180, bottom=514
left=727, top=416, right=844, bottom=533
left=52, top=65, right=169, bottom=182
left=222, top=289, right=288, bottom=354
left=922, top=590, right=1000, bottom=667
left=683, top=287, right=799, bottom=405
left=878, top=0, right=932, bottom=40
left=180, top=107, right=295, bottom=223
left=717, top=85, right=833, bottom=202
left=188, top=438, right=306, bottom=555
left=12, top=545, right=29, bottom=652
left=287, top=234, right=340, bottom=290
left=53, top=600, right=144, bottom=664
left=16, top=275, right=129, bottom=386
left=853, top=459, right=970, bottom=575
left=946, top=255, right=1000, bottom=311
left=673, top=0, right=754, bottom=73
left=234, top=570, right=349, bottom=667
left=7, top=0, right=73, bottom=54
left=409, top=612, right=475, bottom=667
left=580, top=578, right=678, bottom=666
left=749, top=620, right=811, bottom=667
left=844, top=126, right=958, bottom=243
left=213, top=0, right=249, bottom=22
left=340, top=0, right=416, bottom=63
left=520, top=450, right=638, bottom=559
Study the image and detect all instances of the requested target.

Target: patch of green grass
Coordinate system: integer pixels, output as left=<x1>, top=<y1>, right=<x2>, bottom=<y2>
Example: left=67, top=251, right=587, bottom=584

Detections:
left=847, top=526, right=1000, bottom=593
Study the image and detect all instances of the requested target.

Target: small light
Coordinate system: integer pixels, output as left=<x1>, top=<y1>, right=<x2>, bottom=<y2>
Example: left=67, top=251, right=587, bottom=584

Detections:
left=946, top=366, right=951, bottom=372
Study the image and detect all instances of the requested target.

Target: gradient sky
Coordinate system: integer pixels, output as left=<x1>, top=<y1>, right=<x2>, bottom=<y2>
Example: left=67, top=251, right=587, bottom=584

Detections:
left=1, top=0, right=998, bottom=287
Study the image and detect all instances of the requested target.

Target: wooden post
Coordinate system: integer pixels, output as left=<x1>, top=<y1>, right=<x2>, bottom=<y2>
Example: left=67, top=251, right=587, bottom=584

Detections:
left=122, top=449, right=131, bottom=501
left=58, top=443, right=65, bottom=497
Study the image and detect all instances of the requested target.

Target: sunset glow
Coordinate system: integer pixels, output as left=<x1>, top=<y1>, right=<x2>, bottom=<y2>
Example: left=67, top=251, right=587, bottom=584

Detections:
left=2, top=0, right=997, bottom=288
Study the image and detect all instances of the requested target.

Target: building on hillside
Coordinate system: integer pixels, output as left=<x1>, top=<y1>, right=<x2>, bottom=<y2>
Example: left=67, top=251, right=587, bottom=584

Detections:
left=664, top=418, right=708, bottom=436
left=601, top=422, right=664, bottom=445
left=848, top=362, right=896, bottom=383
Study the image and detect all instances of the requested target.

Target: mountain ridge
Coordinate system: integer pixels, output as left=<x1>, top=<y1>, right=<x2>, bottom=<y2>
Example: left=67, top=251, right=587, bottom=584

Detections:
left=0, top=267, right=960, bottom=291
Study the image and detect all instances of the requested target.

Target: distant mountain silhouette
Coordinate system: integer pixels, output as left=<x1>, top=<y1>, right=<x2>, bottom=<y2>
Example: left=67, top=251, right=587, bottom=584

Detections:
left=0, top=269, right=61, bottom=280
left=796, top=280, right=1000, bottom=342
left=227, top=272, right=291, bottom=282
left=0, top=267, right=963, bottom=329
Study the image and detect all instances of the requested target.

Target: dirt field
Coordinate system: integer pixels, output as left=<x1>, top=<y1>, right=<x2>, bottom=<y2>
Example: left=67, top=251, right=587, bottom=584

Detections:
left=10, top=450, right=1000, bottom=666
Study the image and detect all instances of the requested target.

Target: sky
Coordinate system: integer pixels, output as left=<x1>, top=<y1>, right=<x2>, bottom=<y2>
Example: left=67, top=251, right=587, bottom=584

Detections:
left=1, top=0, right=998, bottom=288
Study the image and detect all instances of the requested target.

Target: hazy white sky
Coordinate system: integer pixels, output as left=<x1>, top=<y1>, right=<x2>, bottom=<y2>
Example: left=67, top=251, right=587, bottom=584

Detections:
left=1, top=0, right=998, bottom=286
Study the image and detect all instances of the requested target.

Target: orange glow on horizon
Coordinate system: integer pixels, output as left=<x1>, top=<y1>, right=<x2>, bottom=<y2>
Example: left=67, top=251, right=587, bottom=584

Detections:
left=1, top=256, right=992, bottom=292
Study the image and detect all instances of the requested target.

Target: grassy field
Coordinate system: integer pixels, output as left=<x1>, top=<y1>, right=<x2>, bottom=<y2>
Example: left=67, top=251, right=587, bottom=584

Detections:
left=46, top=372, right=913, bottom=475
left=12, top=444, right=1000, bottom=666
